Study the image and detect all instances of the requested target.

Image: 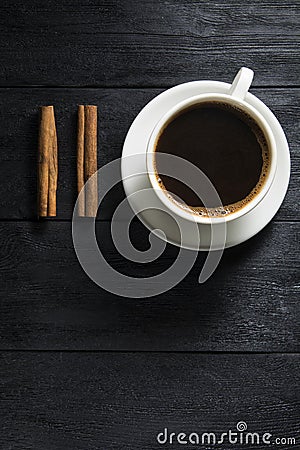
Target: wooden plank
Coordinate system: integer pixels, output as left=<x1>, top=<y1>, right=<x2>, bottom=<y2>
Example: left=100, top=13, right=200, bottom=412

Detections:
left=0, top=352, right=299, bottom=449
left=0, top=1, right=299, bottom=86
left=0, top=221, right=298, bottom=351
left=0, top=88, right=298, bottom=221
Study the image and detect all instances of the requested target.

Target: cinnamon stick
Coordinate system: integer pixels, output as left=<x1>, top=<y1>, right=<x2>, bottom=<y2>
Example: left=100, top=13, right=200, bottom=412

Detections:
left=77, top=105, right=98, bottom=217
left=47, top=109, right=58, bottom=217
left=38, top=106, right=57, bottom=217
left=77, top=105, right=85, bottom=216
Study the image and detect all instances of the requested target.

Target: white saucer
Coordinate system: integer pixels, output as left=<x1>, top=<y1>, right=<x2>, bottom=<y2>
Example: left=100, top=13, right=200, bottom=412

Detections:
left=121, top=81, right=290, bottom=250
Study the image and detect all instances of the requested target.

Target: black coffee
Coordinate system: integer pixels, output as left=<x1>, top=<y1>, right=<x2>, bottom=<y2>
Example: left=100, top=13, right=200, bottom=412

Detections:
left=154, top=102, right=270, bottom=216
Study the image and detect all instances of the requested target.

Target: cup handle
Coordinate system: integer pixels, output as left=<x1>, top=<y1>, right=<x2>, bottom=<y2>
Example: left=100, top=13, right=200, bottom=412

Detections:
left=229, top=67, right=254, bottom=100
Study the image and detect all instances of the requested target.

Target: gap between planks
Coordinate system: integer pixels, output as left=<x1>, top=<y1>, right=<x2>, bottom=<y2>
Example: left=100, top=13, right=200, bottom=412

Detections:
left=0, top=85, right=299, bottom=90
left=0, top=349, right=299, bottom=355
left=0, top=219, right=298, bottom=223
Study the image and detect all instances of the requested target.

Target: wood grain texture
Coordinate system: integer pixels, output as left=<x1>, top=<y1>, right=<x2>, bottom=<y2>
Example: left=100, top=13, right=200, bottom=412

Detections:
left=0, top=221, right=298, bottom=351
left=0, top=1, right=299, bottom=87
left=0, top=88, right=298, bottom=221
left=0, top=352, right=299, bottom=449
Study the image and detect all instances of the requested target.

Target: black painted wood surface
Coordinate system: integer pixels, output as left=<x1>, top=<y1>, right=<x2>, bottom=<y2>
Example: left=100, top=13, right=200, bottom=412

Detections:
left=0, top=87, right=300, bottom=220
left=0, top=87, right=299, bottom=220
left=1, top=1, right=299, bottom=86
left=0, top=353, right=299, bottom=449
left=0, top=221, right=299, bottom=351
left=0, top=0, right=299, bottom=448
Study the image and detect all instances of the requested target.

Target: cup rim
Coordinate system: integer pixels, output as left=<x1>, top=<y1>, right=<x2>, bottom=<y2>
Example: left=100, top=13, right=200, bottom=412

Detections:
left=146, top=92, right=277, bottom=224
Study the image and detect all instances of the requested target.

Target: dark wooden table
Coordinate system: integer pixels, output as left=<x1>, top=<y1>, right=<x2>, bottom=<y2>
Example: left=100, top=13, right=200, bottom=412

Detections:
left=0, top=1, right=299, bottom=449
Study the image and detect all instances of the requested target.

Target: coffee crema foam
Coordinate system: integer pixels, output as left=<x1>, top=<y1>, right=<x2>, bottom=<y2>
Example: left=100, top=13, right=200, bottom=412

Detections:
left=154, top=101, right=271, bottom=218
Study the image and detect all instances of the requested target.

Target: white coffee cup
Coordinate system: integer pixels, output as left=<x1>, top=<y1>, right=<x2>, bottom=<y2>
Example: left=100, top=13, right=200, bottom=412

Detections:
left=146, top=67, right=277, bottom=224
